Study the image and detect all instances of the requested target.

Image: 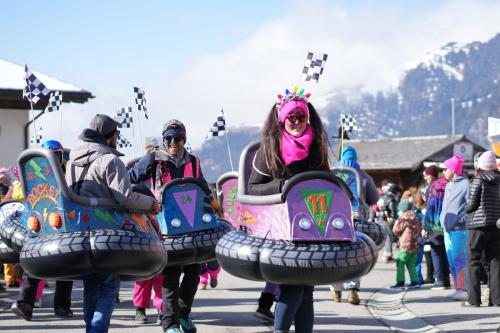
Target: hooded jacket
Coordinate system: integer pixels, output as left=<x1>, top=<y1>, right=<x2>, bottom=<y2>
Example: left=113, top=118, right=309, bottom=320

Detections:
left=465, top=170, right=500, bottom=229
left=440, top=175, right=469, bottom=232
left=66, top=129, right=155, bottom=211
left=393, top=210, right=422, bottom=253
left=335, top=158, right=379, bottom=220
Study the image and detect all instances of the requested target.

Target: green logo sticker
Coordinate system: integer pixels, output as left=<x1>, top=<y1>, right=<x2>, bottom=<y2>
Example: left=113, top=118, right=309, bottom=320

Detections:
left=301, top=189, right=332, bottom=236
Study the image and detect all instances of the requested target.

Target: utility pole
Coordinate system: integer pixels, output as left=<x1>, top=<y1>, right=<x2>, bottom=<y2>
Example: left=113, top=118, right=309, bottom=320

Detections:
left=451, top=97, right=456, bottom=136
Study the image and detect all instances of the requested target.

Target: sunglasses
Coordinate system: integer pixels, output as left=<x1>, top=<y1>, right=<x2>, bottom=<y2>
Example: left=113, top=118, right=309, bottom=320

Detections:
left=285, top=112, right=308, bottom=125
left=163, top=135, right=183, bottom=145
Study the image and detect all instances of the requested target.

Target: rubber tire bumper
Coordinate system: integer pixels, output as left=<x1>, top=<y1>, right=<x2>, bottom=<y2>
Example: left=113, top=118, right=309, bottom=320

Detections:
left=0, top=240, right=19, bottom=263
left=216, top=230, right=378, bottom=286
left=354, top=221, right=387, bottom=250
left=163, top=221, right=232, bottom=267
left=20, top=229, right=167, bottom=280
left=0, top=216, right=28, bottom=253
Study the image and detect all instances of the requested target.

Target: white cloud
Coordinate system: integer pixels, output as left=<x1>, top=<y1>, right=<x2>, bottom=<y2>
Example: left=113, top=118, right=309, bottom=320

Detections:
left=38, top=0, right=500, bottom=153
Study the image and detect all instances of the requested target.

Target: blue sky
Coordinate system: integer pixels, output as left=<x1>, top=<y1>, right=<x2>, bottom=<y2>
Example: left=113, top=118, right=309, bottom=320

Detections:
left=1, top=0, right=498, bottom=152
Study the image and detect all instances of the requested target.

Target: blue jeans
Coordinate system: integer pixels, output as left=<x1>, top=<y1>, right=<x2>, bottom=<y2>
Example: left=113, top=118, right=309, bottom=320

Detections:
left=274, top=285, right=314, bottom=333
left=415, top=244, right=424, bottom=284
left=83, top=272, right=118, bottom=333
left=430, top=242, right=450, bottom=285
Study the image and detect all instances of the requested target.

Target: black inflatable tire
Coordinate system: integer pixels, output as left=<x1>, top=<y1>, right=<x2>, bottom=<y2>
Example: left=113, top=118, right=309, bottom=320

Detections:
left=354, top=221, right=386, bottom=250
left=216, top=231, right=378, bottom=286
left=0, top=240, right=19, bottom=263
left=21, top=231, right=92, bottom=279
left=0, top=216, right=28, bottom=252
left=163, top=221, right=232, bottom=267
left=20, top=229, right=166, bottom=280
left=91, top=229, right=166, bottom=278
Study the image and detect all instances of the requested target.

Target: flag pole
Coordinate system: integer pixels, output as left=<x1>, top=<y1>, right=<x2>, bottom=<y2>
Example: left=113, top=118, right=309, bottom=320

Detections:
left=135, top=107, right=144, bottom=153
left=131, top=108, right=137, bottom=158
left=339, top=125, right=344, bottom=161
left=221, top=109, right=234, bottom=171
left=59, top=104, right=63, bottom=142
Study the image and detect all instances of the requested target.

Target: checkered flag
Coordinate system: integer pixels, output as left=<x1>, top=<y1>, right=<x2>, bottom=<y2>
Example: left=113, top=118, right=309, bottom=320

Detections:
left=44, top=91, right=63, bottom=113
left=341, top=114, right=358, bottom=132
left=23, top=65, right=50, bottom=104
left=206, top=110, right=226, bottom=139
left=133, top=87, right=148, bottom=119
left=30, top=127, right=43, bottom=144
left=117, top=133, right=132, bottom=148
left=116, top=107, right=133, bottom=128
left=301, top=52, right=328, bottom=82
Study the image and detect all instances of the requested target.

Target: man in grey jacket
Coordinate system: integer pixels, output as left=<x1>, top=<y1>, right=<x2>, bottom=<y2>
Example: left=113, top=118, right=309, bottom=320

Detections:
left=440, top=155, right=469, bottom=302
left=66, top=114, right=160, bottom=333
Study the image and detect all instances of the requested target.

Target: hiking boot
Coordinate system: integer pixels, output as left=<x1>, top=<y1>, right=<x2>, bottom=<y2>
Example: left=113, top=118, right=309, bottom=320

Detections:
left=406, top=282, right=420, bottom=289
left=210, top=277, right=218, bottom=288
left=180, top=317, right=197, bottom=333
left=390, top=282, right=405, bottom=289
left=422, top=278, right=435, bottom=285
left=332, top=290, right=342, bottom=302
left=54, top=307, right=73, bottom=318
left=431, top=281, right=450, bottom=290
left=11, top=301, right=33, bottom=321
left=255, top=306, right=274, bottom=322
left=347, top=290, right=360, bottom=305
left=135, top=308, right=147, bottom=324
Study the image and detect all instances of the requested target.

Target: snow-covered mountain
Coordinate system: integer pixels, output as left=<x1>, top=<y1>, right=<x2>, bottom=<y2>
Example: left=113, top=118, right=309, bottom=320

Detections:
left=323, top=33, right=500, bottom=146
left=196, top=33, right=500, bottom=182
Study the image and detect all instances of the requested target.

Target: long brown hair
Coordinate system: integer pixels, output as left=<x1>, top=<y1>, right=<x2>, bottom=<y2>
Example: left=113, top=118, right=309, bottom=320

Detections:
left=260, top=101, right=330, bottom=178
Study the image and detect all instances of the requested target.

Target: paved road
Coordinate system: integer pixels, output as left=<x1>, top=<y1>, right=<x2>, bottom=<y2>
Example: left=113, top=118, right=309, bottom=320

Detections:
left=1, top=258, right=498, bottom=332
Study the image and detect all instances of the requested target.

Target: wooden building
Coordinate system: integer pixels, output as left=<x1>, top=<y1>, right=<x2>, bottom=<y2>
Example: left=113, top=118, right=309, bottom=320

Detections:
left=335, top=135, right=486, bottom=188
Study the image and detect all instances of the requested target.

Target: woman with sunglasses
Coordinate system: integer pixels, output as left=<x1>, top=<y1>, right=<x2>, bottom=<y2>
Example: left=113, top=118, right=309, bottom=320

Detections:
left=129, top=119, right=206, bottom=333
left=248, top=88, right=330, bottom=333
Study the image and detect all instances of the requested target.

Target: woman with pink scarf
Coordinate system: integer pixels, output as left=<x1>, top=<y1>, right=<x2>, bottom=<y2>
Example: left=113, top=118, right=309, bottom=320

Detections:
left=248, top=88, right=330, bottom=333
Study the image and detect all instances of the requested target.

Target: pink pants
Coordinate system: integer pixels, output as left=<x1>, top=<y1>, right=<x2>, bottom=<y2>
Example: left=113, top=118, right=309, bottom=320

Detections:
left=133, top=275, right=163, bottom=310
left=199, top=265, right=221, bottom=285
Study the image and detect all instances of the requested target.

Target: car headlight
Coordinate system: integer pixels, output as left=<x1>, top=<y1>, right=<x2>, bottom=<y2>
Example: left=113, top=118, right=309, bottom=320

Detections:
left=171, top=218, right=182, bottom=228
left=332, top=218, right=345, bottom=230
left=202, top=214, right=212, bottom=223
left=299, top=217, right=312, bottom=230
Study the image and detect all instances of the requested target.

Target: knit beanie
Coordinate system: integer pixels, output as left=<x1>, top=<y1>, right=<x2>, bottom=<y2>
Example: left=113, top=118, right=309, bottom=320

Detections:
left=424, top=165, right=439, bottom=178
left=443, top=155, right=464, bottom=175
left=162, top=119, right=186, bottom=141
left=398, top=199, right=413, bottom=214
left=477, top=151, right=497, bottom=171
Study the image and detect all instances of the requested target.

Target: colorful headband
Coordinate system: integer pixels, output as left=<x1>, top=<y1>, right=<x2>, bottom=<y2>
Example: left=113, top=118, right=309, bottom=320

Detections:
left=277, top=86, right=311, bottom=106
left=277, top=86, right=311, bottom=123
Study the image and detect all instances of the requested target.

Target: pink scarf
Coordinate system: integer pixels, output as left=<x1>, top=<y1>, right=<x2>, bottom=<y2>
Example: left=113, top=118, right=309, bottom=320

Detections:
left=280, top=124, right=314, bottom=166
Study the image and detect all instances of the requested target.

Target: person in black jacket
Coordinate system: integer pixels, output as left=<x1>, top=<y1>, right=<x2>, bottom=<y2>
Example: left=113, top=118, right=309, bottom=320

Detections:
left=129, top=119, right=206, bottom=333
left=248, top=89, right=330, bottom=333
left=463, top=151, right=500, bottom=307
left=464, top=150, right=500, bottom=307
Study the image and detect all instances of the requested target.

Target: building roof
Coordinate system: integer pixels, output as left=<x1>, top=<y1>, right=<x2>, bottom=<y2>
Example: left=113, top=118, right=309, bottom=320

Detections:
left=0, top=58, right=93, bottom=109
left=335, top=134, right=485, bottom=171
